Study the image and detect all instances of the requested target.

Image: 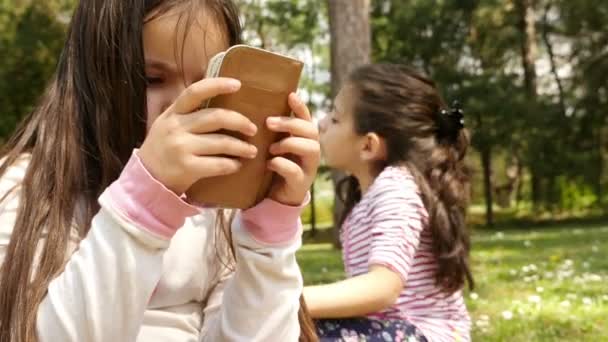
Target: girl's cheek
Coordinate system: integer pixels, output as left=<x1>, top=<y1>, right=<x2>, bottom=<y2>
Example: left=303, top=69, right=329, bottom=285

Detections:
left=145, top=89, right=166, bottom=130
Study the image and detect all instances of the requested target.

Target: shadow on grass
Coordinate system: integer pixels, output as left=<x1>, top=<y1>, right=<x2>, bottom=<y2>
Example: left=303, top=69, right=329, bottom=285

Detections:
left=470, top=213, right=608, bottom=231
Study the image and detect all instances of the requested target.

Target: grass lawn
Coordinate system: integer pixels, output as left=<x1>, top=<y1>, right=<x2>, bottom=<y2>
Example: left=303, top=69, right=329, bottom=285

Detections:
left=297, top=222, right=608, bottom=341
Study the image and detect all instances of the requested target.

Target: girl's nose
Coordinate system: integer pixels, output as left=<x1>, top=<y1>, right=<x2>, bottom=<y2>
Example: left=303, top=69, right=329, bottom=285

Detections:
left=318, top=115, right=328, bottom=133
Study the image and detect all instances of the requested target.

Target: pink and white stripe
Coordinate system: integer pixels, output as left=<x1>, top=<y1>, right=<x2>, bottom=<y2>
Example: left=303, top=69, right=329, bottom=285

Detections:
left=341, top=166, right=471, bottom=342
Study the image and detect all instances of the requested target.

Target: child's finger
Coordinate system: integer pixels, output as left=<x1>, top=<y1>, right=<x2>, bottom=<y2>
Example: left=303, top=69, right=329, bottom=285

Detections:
left=189, top=133, right=258, bottom=159
left=288, top=93, right=312, bottom=121
left=269, top=137, right=320, bottom=171
left=266, top=116, right=319, bottom=140
left=172, top=77, right=241, bottom=114
left=267, top=156, right=305, bottom=185
left=189, top=155, right=243, bottom=178
left=182, top=108, right=257, bottom=137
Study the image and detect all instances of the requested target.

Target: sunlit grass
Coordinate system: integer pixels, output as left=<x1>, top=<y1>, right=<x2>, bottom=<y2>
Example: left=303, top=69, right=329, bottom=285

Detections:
left=297, top=224, right=608, bottom=341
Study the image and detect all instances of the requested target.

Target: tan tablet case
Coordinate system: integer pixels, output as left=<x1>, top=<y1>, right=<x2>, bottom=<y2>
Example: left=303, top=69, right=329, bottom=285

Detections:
left=185, top=45, right=304, bottom=209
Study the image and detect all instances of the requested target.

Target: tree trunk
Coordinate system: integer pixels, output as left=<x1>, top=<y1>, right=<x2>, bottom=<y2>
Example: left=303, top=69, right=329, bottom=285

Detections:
left=596, top=125, right=604, bottom=208
left=516, top=0, right=541, bottom=210
left=481, top=147, right=494, bottom=227
left=601, top=119, right=608, bottom=211
left=541, top=3, right=567, bottom=117
left=517, top=0, right=538, bottom=98
left=328, top=0, right=371, bottom=248
left=307, top=42, right=318, bottom=237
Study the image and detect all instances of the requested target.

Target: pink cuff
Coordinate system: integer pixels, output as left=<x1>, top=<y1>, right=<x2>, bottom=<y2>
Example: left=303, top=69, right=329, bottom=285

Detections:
left=100, top=150, right=200, bottom=239
left=240, top=193, right=309, bottom=245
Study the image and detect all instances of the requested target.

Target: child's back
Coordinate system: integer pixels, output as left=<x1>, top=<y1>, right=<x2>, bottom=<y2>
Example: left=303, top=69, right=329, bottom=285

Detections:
left=342, top=165, right=470, bottom=341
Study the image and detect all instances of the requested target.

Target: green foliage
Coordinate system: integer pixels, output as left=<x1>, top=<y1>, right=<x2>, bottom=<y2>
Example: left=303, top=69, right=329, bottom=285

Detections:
left=237, top=0, right=331, bottom=113
left=0, top=1, right=69, bottom=140
left=370, top=0, right=608, bottom=214
left=0, top=0, right=606, bottom=216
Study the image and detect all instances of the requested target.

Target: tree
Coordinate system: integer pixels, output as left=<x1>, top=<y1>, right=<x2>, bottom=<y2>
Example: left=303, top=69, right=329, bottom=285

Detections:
left=328, top=0, right=371, bottom=246
left=0, top=0, right=70, bottom=140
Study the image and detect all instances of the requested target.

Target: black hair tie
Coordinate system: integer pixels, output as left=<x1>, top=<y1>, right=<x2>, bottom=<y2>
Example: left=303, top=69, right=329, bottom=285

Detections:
left=436, top=100, right=465, bottom=143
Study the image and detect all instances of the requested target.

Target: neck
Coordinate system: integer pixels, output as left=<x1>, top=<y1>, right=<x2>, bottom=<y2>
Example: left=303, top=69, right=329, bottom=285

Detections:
left=351, top=162, right=379, bottom=195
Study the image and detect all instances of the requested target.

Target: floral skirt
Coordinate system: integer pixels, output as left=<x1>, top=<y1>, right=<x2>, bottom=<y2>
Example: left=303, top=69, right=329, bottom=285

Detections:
left=315, top=318, right=428, bottom=342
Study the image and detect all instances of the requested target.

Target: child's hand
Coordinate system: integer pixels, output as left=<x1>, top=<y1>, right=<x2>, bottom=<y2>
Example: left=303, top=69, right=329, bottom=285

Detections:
left=266, top=93, right=320, bottom=206
left=139, top=78, right=258, bottom=195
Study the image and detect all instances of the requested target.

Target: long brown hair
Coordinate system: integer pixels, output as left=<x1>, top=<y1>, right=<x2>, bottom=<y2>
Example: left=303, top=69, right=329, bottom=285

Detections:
left=337, top=64, right=474, bottom=293
left=0, top=0, right=315, bottom=341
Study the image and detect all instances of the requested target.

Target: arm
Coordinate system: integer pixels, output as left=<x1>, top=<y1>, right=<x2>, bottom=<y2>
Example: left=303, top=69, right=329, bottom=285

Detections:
left=305, top=171, right=426, bottom=320
left=0, top=152, right=199, bottom=341
left=200, top=198, right=305, bottom=342
left=304, top=266, right=403, bottom=319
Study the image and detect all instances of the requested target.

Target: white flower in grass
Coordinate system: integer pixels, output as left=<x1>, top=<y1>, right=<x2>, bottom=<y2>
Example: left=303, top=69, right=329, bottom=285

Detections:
left=564, top=259, right=574, bottom=267
left=582, top=297, right=593, bottom=306
left=591, top=245, right=599, bottom=253
left=582, top=262, right=590, bottom=269
left=566, top=293, right=577, bottom=300
left=536, top=286, right=544, bottom=293
left=585, top=274, right=602, bottom=282
left=602, top=295, right=608, bottom=302
left=559, top=300, right=571, bottom=308
left=501, top=310, right=513, bottom=320
left=524, top=240, right=532, bottom=247
left=528, top=295, right=542, bottom=304
left=321, top=267, right=328, bottom=273
left=470, top=292, right=479, bottom=300
left=509, top=269, right=518, bottom=276
left=495, top=232, right=504, bottom=239
left=544, top=271, right=554, bottom=279
left=475, top=319, right=489, bottom=328
left=557, top=270, right=574, bottom=280
left=479, top=314, right=490, bottom=321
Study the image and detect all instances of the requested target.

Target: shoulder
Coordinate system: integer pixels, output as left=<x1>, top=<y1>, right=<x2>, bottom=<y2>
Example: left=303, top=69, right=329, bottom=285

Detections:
left=0, top=153, right=31, bottom=207
left=367, top=165, right=421, bottom=204
left=365, top=166, right=428, bottom=223
left=0, top=153, right=31, bottom=192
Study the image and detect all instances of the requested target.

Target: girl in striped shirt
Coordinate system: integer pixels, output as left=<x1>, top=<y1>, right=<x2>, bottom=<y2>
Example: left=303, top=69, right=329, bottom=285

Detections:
left=304, top=64, right=474, bottom=342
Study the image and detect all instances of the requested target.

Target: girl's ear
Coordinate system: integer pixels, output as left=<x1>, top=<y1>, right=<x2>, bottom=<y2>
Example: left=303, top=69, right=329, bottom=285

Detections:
left=360, top=132, right=387, bottom=163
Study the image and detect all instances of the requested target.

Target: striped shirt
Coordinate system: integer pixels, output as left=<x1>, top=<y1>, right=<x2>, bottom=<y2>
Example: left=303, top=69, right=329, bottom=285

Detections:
left=341, top=166, right=471, bottom=342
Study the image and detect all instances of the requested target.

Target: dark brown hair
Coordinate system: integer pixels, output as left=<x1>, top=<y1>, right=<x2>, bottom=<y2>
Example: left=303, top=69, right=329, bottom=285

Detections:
left=337, top=63, right=474, bottom=293
left=0, top=0, right=315, bottom=341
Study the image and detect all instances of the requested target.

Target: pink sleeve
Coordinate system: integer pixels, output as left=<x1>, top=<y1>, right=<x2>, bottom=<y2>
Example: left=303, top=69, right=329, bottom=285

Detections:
left=240, top=193, right=309, bottom=246
left=367, top=175, right=426, bottom=284
left=99, top=150, right=200, bottom=240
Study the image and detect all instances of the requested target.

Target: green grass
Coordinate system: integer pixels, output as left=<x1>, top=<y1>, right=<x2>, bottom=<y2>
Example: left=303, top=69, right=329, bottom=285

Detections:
left=297, top=222, right=608, bottom=341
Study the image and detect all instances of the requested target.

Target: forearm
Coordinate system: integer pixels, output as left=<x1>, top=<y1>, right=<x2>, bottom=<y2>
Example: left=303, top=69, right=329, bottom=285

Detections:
left=303, top=267, right=403, bottom=319
left=201, top=198, right=305, bottom=341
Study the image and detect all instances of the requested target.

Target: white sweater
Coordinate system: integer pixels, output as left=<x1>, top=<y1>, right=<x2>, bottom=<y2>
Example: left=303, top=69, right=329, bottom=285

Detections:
left=0, top=151, right=304, bottom=341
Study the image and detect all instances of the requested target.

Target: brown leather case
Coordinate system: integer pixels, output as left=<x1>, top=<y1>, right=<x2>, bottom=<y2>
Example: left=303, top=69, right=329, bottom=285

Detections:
left=185, top=45, right=304, bottom=209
